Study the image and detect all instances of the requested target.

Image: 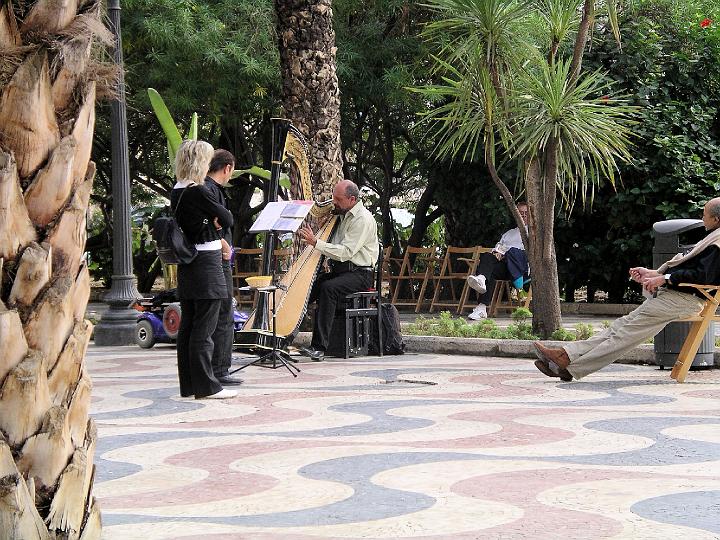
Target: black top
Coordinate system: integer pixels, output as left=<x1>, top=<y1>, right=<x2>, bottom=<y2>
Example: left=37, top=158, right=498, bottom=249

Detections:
left=204, top=176, right=233, bottom=245
left=667, top=245, right=720, bottom=297
left=170, top=183, right=233, bottom=245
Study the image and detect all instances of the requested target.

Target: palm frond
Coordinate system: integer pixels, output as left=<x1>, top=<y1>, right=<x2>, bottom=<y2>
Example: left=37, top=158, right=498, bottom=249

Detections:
left=421, top=0, right=534, bottom=75
left=509, top=58, right=636, bottom=205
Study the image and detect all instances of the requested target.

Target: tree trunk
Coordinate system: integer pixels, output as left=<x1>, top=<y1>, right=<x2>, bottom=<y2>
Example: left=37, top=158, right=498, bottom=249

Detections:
left=525, top=155, right=562, bottom=338
left=0, top=1, right=108, bottom=537
left=274, top=0, right=343, bottom=198
left=407, top=180, right=442, bottom=247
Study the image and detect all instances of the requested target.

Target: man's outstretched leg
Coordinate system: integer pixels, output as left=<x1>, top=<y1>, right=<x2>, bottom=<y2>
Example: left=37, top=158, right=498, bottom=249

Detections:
left=533, top=289, right=704, bottom=380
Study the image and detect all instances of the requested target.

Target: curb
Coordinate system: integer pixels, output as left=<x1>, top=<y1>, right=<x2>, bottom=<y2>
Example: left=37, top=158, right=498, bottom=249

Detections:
left=294, top=332, right=720, bottom=367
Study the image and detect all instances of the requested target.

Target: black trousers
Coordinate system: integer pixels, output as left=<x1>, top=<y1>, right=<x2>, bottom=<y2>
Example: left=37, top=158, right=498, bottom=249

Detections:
left=177, top=299, right=223, bottom=398
left=475, top=252, right=512, bottom=305
left=211, top=261, right=234, bottom=377
left=309, top=269, right=373, bottom=351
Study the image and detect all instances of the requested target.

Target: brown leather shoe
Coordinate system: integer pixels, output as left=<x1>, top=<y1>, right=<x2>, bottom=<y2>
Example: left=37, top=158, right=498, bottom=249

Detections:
left=534, top=341, right=571, bottom=369
left=534, top=359, right=573, bottom=382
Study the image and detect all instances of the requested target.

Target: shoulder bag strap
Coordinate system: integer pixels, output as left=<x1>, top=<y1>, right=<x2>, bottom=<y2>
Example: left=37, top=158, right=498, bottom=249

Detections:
left=172, top=182, right=196, bottom=217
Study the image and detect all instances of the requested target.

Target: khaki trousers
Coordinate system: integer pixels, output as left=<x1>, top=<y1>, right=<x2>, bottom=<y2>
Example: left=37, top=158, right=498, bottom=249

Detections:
left=563, top=289, right=704, bottom=380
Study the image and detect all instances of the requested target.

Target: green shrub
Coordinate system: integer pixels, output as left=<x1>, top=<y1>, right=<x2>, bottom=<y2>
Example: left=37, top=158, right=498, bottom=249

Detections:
left=550, top=328, right=576, bottom=341
left=574, top=323, right=595, bottom=341
left=511, top=307, right=532, bottom=323
left=406, top=313, right=540, bottom=340
left=506, top=322, right=539, bottom=340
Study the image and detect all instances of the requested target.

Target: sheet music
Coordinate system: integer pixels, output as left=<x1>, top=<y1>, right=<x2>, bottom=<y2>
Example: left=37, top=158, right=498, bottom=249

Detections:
left=249, top=200, right=313, bottom=233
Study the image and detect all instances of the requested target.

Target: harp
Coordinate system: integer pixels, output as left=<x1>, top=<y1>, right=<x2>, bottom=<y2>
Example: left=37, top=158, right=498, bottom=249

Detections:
left=235, top=118, right=337, bottom=352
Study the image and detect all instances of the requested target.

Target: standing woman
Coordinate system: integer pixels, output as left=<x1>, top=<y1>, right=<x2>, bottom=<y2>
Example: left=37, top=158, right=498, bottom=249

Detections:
left=172, top=140, right=236, bottom=399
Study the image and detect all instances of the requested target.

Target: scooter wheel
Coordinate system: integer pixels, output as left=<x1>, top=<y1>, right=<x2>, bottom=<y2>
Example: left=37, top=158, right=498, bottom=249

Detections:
left=163, top=302, right=182, bottom=339
left=136, top=320, right=156, bottom=349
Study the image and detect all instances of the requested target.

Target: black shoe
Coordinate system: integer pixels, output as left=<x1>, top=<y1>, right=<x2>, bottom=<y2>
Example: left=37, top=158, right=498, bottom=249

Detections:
left=299, top=347, right=325, bottom=361
left=216, top=373, right=244, bottom=385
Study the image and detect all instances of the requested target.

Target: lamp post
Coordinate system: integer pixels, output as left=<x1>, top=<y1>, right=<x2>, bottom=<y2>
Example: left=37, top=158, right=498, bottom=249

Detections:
left=94, top=0, right=141, bottom=345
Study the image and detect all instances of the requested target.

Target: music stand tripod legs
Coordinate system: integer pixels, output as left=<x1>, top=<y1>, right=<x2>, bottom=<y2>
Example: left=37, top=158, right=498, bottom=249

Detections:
left=232, top=286, right=300, bottom=377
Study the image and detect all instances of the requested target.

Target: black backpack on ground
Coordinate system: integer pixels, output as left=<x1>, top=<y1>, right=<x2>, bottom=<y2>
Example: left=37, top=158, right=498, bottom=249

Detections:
left=369, top=303, right=405, bottom=355
left=152, top=187, right=197, bottom=265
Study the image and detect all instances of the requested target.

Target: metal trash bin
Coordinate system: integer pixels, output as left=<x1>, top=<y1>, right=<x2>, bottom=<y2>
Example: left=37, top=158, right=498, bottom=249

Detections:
left=652, top=219, right=714, bottom=368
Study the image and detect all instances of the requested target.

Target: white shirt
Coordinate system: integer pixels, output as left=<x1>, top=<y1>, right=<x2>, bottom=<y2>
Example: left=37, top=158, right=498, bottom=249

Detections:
left=494, top=227, right=526, bottom=255
left=315, top=201, right=379, bottom=267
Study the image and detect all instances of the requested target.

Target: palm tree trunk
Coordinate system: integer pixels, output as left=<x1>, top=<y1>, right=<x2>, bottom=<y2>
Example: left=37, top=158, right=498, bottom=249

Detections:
left=274, top=0, right=343, bottom=198
left=525, top=146, right=562, bottom=338
left=0, top=1, right=108, bottom=537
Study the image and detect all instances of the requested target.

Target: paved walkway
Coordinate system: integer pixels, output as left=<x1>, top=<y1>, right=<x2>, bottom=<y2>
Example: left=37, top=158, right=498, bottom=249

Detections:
left=88, top=345, right=720, bottom=539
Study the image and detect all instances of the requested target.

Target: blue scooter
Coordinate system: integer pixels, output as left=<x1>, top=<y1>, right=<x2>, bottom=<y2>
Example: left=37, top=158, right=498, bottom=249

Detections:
left=133, top=291, right=248, bottom=348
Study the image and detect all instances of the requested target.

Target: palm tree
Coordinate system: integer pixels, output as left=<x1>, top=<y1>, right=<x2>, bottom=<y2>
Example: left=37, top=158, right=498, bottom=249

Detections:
left=0, top=1, right=108, bottom=536
left=274, top=0, right=344, bottom=198
left=414, top=0, right=635, bottom=336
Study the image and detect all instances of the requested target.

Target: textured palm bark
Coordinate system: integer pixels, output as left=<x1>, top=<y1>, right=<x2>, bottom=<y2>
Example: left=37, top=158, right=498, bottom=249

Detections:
left=525, top=154, right=562, bottom=338
left=0, top=1, right=109, bottom=538
left=274, top=0, right=343, bottom=198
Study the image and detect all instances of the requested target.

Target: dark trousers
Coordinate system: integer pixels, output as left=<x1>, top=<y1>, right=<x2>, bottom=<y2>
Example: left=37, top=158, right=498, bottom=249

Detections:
left=309, top=270, right=373, bottom=351
left=476, top=249, right=529, bottom=304
left=476, top=252, right=512, bottom=305
left=211, top=261, right=233, bottom=377
left=177, top=299, right=223, bottom=398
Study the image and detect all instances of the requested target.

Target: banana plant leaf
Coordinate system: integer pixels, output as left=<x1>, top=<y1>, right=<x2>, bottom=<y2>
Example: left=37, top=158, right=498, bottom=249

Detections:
left=147, top=88, right=183, bottom=165
left=234, top=166, right=290, bottom=188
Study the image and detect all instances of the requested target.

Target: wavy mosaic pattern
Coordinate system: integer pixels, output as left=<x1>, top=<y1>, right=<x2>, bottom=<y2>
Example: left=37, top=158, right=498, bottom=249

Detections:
left=88, top=345, right=720, bottom=539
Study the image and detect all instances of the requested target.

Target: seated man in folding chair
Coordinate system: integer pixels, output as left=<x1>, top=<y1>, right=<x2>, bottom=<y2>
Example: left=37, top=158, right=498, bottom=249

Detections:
left=297, top=179, right=380, bottom=361
left=466, top=202, right=530, bottom=320
left=535, top=197, right=720, bottom=382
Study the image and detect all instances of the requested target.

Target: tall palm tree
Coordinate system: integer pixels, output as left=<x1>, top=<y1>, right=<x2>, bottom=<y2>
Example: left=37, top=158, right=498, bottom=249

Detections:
left=274, top=0, right=344, bottom=198
left=0, top=1, right=108, bottom=537
left=414, top=0, right=634, bottom=336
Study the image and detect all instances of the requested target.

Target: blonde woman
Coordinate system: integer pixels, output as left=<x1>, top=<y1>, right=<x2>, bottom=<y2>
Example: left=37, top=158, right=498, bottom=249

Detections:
left=172, top=140, right=236, bottom=399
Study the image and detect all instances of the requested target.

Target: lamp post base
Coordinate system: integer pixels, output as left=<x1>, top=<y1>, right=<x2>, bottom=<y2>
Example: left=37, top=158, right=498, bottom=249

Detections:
left=94, top=274, right=140, bottom=346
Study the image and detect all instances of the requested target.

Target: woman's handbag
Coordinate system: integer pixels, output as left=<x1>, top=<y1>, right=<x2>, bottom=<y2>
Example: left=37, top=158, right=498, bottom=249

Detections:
left=152, top=187, right=197, bottom=265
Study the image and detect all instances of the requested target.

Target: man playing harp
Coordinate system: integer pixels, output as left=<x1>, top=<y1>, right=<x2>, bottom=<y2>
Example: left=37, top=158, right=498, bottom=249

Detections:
left=297, top=179, right=379, bottom=361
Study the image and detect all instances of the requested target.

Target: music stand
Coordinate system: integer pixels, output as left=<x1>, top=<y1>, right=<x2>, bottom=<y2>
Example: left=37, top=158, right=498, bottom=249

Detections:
left=231, top=201, right=312, bottom=377
left=231, top=283, right=300, bottom=377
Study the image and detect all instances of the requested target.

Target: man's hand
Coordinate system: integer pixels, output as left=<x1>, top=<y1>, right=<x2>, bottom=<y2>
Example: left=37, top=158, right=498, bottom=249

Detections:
left=213, top=217, right=222, bottom=231
left=630, top=266, right=659, bottom=283
left=298, top=225, right=317, bottom=247
left=220, top=238, right=232, bottom=261
left=493, top=251, right=504, bottom=261
left=642, top=275, right=666, bottom=294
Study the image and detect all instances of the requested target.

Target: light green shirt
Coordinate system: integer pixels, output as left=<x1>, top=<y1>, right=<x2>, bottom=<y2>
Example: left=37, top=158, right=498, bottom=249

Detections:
left=315, top=200, right=379, bottom=267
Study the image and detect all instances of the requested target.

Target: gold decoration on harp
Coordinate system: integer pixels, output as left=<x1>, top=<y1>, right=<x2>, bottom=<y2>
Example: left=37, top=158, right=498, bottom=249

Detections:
left=283, top=126, right=313, bottom=201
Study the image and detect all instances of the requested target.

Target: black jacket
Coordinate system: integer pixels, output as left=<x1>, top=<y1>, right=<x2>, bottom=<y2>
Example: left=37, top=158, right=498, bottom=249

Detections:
left=204, top=176, right=233, bottom=245
left=170, top=184, right=233, bottom=245
left=667, top=245, right=720, bottom=298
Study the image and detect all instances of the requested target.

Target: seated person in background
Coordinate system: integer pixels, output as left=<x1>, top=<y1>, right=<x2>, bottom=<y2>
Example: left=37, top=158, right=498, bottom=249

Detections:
left=467, top=202, right=529, bottom=320
left=297, top=180, right=380, bottom=361
left=534, top=197, right=720, bottom=382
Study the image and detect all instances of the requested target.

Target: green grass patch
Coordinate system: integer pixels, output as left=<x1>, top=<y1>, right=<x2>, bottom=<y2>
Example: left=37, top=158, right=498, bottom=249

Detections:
left=406, top=310, right=596, bottom=341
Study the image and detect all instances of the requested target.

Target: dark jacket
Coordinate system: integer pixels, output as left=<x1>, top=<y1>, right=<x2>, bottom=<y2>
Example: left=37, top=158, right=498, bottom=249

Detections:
left=170, top=184, right=233, bottom=245
left=667, top=245, right=720, bottom=298
left=204, top=176, right=233, bottom=245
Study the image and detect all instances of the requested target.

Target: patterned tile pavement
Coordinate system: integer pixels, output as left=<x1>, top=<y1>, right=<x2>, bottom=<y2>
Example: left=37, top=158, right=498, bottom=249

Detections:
left=87, top=345, right=720, bottom=539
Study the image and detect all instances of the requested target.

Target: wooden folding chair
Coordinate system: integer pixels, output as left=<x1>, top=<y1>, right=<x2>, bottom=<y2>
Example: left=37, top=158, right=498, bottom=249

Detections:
left=381, top=245, right=401, bottom=299
left=389, top=246, right=438, bottom=313
left=456, top=246, right=492, bottom=314
left=430, top=246, right=482, bottom=313
left=232, top=248, right=263, bottom=309
left=232, top=247, right=293, bottom=309
left=488, top=281, right=532, bottom=318
left=672, top=283, right=720, bottom=383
